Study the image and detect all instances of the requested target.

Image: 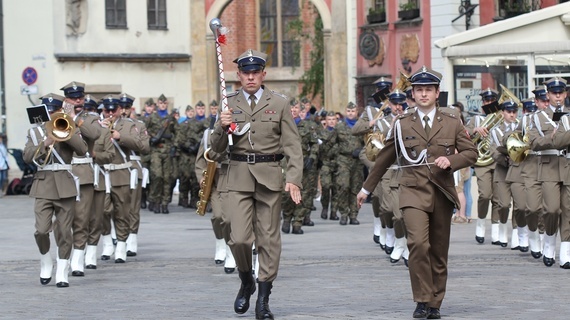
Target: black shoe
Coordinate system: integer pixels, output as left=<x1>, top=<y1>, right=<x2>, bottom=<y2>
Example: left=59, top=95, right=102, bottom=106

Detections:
left=40, top=277, right=51, bottom=285
left=373, top=235, right=380, bottom=244
left=349, top=218, right=360, bottom=225
left=148, top=202, right=155, bottom=212
left=561, top=262, right=570, bottom=269
left=302, top=217, right=314, bottom=226
left=413, top=302, right=427, bottom=318
left=500, top=242, right=508, bottom=248
left=427, top=307, right=441, bottom=319
left=475, top=236, right=484, bottom=244
left=320, top=208, right=328, bottom=220
left=154, top=205, right=161, bottom=214
left=329, top=214, right=339, bottom=221
left=531, top=251, right=542, bottom=259
left=115, top=258, right=125, bottom=264
left=85, top=265, right=97, bottom=270
left=255, top=281, right=274, bottom=320
left=112, top=238, right=117, bottom=246
left=225, top=267, right=236, bottom=274
left=127, top=251, right=137, bottom=257
left=161, top=205, right=169, bottom=214
left=492, top=241, right=501, bottom=246
left=380, top=243, right=386, bottom=250
left=56, top=282, right=69, bottom=288
left=511, top=246, right=521, bottom=251
left=292, top=226, right=304, bottom=234
left=140, top=201, right=147, bottom=209
left=71, top=270, right=84, bottom=277
left=339, top=216, right=348, bottom=225
left=215, top=259, right=225, bottom=265
left=101, top=255, right=110, bottom=261
left=311, top=205, right=316, bottom=211
left=390, top=257, right=400, bottom=263
left=519, top=246, right=529, bottom=253
left=281, top=220, right=291, bottom=234
left=385, top=246, right=394, bottom=255
left=543, top=256, right=555, bottom=267
left=234, top=270, right=256, bottom=314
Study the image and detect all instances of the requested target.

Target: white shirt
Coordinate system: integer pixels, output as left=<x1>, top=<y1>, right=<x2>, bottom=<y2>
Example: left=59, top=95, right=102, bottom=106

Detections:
left=416, top=108, right=436, bottom=129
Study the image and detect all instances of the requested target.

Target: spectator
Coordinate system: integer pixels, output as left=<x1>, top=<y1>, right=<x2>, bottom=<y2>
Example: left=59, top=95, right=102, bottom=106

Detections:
left=0, top=133, right=8, bottom=195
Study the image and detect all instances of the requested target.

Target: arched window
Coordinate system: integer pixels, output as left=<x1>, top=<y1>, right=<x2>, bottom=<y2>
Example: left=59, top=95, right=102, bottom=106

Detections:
left=259, top=0, right=300, bottom=68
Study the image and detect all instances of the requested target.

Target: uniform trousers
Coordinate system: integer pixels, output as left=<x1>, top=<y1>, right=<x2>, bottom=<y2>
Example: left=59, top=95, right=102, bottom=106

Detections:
left=211, top=188, right=228, bottom=241
left=129, top=179, right=142, bottom=234
left=88, top=189, right=106, bottom=245
left=320, top=163, right=337, bottom=214
left=510, top=181, right=527, bottom=228
left=560, top=185, right=570, bottom=241
left=474, top=166, right=499, bottom=222
left=403, top=188, right=454, bottom=309
left=73, top=184, right=94, bottom=249
left=150, top=151, right=173, bottom=205
left=522, top=156, right=544, bottom=232
left=35, top=197, right=75, bottom=259
left=379, top=178, right=393, bottom=229
left=541, top=181, right=562, bottom=236
left=102, top=185, right=131, bottom=241
left=494, top=179, right=512, bottom=224
left=225, top=183, right=282, bottom=282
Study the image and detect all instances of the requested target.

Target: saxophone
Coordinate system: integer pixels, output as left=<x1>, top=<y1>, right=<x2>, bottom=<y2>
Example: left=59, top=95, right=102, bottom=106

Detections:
left=196, top=148, right=217, bottom=216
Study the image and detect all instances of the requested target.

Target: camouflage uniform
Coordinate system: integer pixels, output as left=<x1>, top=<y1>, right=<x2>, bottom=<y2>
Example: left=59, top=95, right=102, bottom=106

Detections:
left=175, top=116, right=206, bottom=208
left=147, top=112, right=177, bottom=211
left=318, top=125, right=338, bottom=219
left=139, top=112, right=153, bottom=209
left=334, top=119, right=364, bottom=224
left=282, top=118, right=319, bottom=232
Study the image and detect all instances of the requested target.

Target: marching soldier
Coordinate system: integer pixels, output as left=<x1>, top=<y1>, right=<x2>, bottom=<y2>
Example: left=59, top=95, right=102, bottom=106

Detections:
left=147, top=94, right=177, bottom=213
left=120, top=94, right=150, bottom=257
left=175, top=102, right=206, bottom=209
left=99, top=95, right=144, bottom=263
left=211, top=49, right=303, bottom=319
left=334, top=102, right=364, bottom=225
left=527, top=77, right=569, bottom=267
left=84, top=96, right=115, bottom=270
left=140, top=98, right=155, bottom=210
left=468, top=88, right=501, bottom=245
left=23, top=93, right=88, bottom=287
left=319, top=111, right=339, bottom=220
left=61, top=82, right=103, bottom=277
left=523, top=86, right=550, bottom=258
left=357, top=66, right=477, bottom=319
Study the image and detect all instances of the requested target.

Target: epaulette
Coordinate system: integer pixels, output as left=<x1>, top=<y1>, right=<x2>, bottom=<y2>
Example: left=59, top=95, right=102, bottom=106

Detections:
left=397, top=112, right=413, bottom=120
left=227, top=91, right=239, bottom=98
left=124, top=118, right=134, bottom=122
left=440, top=110, right=457, bottom=119
left=137, top=119, right=144, bottom=124
left=270, top=90, right=288, bottom=100
left=87, top=111, right=99, bottom=116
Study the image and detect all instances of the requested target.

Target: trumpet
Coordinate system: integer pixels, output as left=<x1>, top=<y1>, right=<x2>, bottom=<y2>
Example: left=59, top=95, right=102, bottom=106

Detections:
left=32, top=112, right=76, bottom=167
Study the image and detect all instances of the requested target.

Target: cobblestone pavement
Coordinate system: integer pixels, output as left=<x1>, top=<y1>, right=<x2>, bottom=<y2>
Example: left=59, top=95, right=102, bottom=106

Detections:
left=0, top=195, right=568, bottom=320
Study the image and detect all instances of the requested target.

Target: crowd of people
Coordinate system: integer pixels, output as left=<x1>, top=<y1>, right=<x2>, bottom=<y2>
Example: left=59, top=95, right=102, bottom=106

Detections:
left=16, top=48, right=570, bottom=319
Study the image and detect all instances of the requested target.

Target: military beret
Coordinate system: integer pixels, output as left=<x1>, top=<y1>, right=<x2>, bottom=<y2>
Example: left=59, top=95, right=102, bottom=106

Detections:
left=209, top=99, right=218, bottom=107
left=158, top=94, right=167, bottom=102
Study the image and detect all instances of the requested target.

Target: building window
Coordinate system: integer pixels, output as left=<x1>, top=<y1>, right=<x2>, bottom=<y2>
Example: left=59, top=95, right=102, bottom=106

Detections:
left=105, top=0, right=127, bottom=29
left=259, top=0, right=300, bottom=68
left=374, top=0, right=386, bottom=12
left=148, top=0, right=167, bottom=30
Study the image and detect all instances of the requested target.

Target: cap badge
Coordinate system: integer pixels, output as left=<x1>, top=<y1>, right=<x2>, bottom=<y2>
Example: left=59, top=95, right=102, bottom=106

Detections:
left=421, top=66, right=427, bottom=73
left=247, top=49, right=253, bottom=57
left=72, top=82, right=77, bottom=90
left=48, top=96, right=53, bottom=103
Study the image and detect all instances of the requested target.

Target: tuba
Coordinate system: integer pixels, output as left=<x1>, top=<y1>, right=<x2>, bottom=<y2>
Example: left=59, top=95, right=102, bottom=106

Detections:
left=364, top=71, right=410, bottom=161
left=32, top=112, right=76, bottom=167
left=506, top=131, right=530, bottom=163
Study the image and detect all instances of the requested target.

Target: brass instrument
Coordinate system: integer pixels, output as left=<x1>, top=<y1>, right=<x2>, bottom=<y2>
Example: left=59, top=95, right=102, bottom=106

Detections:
left=364, top=71, right=410, bottom=161
left=506, top=131, right=530, bottom=163
left=196, top=148, right=217, bottom=216
left=473, top=84, right=520, bottom=166
left=32, top=112, right=76, bottom=167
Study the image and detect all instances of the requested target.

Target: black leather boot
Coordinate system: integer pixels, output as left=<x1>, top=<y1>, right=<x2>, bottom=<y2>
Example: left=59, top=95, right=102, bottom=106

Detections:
left=179, top=197, right=189, bottom=208
left=303, top=215, right=314, bottom=226
left=255, top=281, right=274, bottom=319
left=281, top=220, right=291, bottom=234
left=154, top=203, right=161, bottom=214
left=320, top=207, right=328, bottom=219
left=140, top=189, right=147, bottom=209
left=161, top=204, right=169, bottom=214
left=235, top=270, right=256, bottom=314
left=148, top=201, right=155, bottom=212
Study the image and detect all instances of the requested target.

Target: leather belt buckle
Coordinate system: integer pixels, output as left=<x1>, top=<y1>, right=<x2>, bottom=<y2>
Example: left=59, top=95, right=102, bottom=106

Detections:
left=246, top=153, right=256, bottom=164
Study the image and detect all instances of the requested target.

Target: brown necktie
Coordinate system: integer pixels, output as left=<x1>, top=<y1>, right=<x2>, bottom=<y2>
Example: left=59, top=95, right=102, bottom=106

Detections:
left=249, top=95, right=256, bottom=110
left=423, top=115, right=431, bottom=136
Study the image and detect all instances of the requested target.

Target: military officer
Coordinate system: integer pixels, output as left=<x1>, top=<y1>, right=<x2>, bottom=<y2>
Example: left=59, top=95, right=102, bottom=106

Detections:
left=528, top=77, right=569, bottom=267
left=357, top=66, right=477, bottom=319
left=99, top=95, right=144, bottom=263
left=211, top=49, right=303, bottom=319
left=120, top=93, right=150, bottom=256
left=147, top=94, right=177, bottom=213
left=468, top=88, right=501, bottom=245
left=59, top=83, right=103, bottom=277
left=23, top=93, right=88, bottom=287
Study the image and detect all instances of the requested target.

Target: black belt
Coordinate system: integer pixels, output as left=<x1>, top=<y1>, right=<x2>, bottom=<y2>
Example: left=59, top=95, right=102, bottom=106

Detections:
left=230, top=153, right=284, bottom=163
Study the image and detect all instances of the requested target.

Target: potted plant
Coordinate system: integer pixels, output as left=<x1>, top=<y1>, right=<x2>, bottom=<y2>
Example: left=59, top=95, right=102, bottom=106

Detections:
left=367, top=7, right=386, bottom=24
left=504, top=1, right=531, bottom=18
left=398, top=2, right=420, bottom=20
